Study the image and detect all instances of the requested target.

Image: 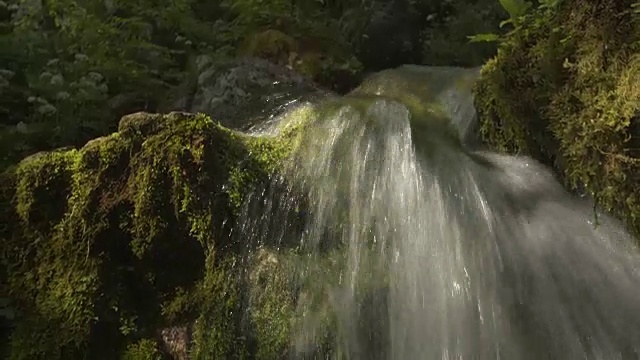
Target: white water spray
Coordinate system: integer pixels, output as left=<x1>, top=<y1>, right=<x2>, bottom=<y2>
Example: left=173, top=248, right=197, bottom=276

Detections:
left=237, top=66, right=640, bottom=359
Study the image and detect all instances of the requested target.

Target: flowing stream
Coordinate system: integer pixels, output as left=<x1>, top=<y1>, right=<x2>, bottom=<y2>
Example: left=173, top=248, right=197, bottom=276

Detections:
left=236, top=66, right=640, bottom=359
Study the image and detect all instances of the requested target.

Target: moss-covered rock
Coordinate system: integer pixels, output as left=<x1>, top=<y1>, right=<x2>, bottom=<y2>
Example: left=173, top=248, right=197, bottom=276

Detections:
left=0, top=111, right=307, bottom=359
left=474, top=0, right=640, bottom=238
left=245, top=248, right=296, bottom=359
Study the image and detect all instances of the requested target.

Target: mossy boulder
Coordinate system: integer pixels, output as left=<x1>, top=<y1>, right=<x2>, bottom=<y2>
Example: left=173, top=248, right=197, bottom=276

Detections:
left=474, top=0, right=640, bottom=238
left=0, top=110, right=309, bottom=359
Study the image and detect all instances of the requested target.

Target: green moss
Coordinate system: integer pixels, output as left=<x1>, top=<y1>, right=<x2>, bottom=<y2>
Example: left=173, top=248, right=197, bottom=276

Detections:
left=225, top=105, right=313, bottom=211
left=474, top=0, right=640, bottom=238
left=8, top=148, right=98, bottom=360
left=190, top=255, right=246, bottom=360
left=3, top=111, right=308, bottom=359
left=14, top=149, right=77, bottom=233
left=247, top=249, right=297, bottom=359
left=189, top=249, right=307, bottom=359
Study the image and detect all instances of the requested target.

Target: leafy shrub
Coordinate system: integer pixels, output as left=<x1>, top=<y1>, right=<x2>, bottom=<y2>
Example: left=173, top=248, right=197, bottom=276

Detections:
left=0, top=0, right=218, bottom=169
left=422, top=0, right=507, bottom=66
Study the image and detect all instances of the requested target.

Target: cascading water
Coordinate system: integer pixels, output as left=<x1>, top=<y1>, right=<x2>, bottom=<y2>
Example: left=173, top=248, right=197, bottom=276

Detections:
left=236, top=66, right=640, bottom=359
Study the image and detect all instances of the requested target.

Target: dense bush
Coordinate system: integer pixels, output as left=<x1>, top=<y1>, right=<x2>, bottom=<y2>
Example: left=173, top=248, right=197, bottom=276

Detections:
left=0, top=0, right=209, bottom=169
left=421, top=0, right=506, bottom=66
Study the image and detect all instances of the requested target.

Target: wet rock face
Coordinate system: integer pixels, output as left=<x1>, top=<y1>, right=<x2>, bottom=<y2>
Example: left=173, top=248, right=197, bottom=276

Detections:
left=175, top=56, right=333, bottom=130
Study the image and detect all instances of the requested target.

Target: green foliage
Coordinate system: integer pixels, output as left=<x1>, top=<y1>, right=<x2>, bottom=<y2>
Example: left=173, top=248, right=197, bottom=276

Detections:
left=469, top=33, right=501, bottom=43
left=0, top=0, right=214, bottom=169
left=423, top=0, right=507, bottom=66
left=474, top=0, right=640, bottom=239
left=121, top=339, right=163, bottom=360
left=466, top=0, right=553, bottom=45
left=498, top=0, right=530, bottom=20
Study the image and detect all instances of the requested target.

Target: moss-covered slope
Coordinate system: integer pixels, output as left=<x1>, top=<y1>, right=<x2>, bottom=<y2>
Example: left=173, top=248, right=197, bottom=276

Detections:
left=474, top=0, right=640, bottom=238
left=0, top=111, right=303, bottom=359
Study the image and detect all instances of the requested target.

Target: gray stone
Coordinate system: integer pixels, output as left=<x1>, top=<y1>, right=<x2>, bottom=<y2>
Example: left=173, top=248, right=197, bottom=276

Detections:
left=172, top=56, right=333, bottom=130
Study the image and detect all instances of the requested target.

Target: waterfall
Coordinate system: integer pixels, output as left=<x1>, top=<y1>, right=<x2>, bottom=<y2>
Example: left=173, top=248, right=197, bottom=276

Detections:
left=235, top=66, right=640, bottom=359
